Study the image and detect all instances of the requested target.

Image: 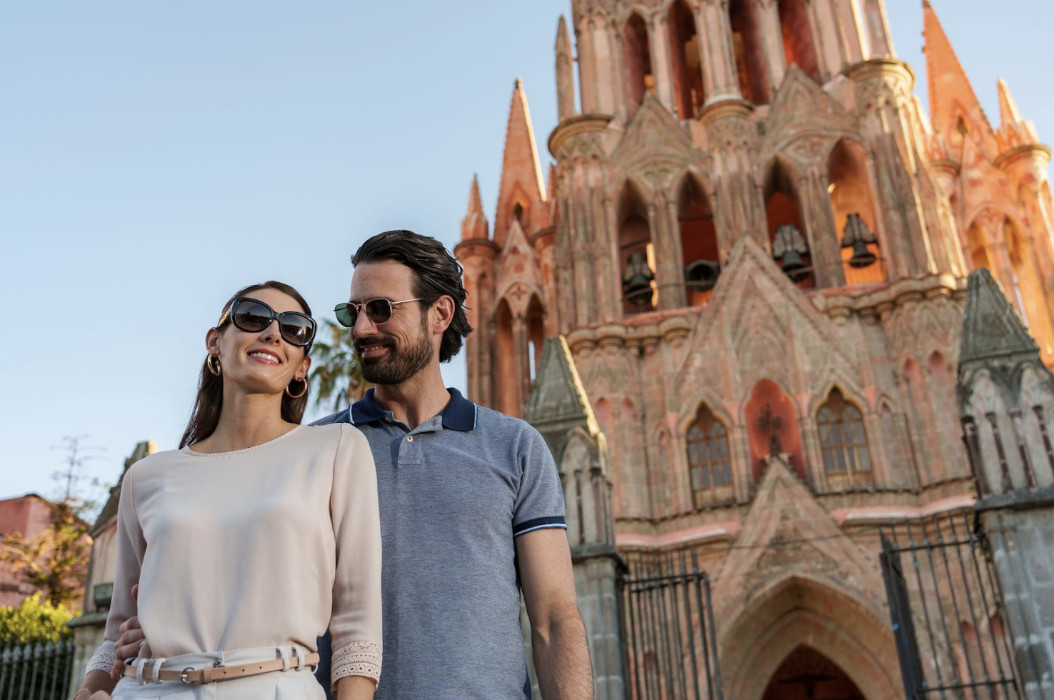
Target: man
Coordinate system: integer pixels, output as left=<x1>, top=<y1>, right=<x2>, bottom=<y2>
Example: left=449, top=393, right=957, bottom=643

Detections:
left=114, top=230, right=593, bottom=698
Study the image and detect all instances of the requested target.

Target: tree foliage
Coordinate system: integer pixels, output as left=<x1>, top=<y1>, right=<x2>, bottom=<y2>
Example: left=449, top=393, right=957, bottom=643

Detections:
left=309, top=319, right=370, bottom=413
left=0, top=501, right=90, bottom=610
left=0, top=592, right=75, bottom=645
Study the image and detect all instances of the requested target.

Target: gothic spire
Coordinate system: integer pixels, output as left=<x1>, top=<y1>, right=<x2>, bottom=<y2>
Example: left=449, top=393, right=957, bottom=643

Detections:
left=555, top=16, right=576, bottom=121
left=923, top=2, right=992, bottom=141
left=494, top=78, right=546, bottom=247
left=996, top=78, right=1040, bottom=150
left=460, top=174, right=489, bottom=241
left=959, top=268, right=1039, bottom=368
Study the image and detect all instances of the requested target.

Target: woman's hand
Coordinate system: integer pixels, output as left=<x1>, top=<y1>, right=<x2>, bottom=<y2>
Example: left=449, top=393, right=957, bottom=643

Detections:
left=72, top=669, right=116, bottom=700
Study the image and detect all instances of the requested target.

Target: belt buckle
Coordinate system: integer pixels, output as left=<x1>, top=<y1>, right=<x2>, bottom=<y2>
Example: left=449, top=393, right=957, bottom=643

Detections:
left=180, top=659, right=223, bottom=685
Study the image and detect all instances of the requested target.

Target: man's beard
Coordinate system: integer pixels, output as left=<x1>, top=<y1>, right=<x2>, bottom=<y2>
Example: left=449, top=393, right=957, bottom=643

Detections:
left=357, top=322, right=433, bottom=385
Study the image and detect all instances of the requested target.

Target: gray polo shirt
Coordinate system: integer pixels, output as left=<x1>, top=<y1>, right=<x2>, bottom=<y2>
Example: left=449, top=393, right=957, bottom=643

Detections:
left=316, top=388, right=567, bottom=699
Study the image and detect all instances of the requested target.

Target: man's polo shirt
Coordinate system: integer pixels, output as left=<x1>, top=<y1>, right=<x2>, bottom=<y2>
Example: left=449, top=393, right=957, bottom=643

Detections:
left=316, top=388, right=567, bottom=699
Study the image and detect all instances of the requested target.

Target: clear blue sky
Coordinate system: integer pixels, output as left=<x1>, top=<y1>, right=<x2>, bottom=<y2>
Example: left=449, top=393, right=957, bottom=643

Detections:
left=3, top=2, right=1052, bottom=503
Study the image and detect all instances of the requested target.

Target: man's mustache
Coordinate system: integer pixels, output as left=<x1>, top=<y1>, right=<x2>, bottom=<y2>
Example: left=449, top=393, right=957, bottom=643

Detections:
left=354, top=336, right=397, bottom=354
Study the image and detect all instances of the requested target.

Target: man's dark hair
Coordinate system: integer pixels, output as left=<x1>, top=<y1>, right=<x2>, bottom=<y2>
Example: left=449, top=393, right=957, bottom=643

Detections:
left=352, top=230, right=473, bottom=362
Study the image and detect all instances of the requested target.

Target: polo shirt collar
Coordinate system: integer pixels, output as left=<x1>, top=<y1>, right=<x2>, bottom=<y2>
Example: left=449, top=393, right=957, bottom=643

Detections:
left=350, top=387, right=477, bottom=431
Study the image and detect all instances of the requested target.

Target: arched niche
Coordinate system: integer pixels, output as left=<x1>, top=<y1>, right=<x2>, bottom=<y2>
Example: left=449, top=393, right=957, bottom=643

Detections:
left=744, top=379, right=804, bottom=482
left=966, top=219, right=991, bottom=271
left=761, top=645, right=867, bottom=700
left=728, top=0, right=769, bottom=104
left=828, top=139, right=884, bottom=285
left=777, top=0, right=819, bottom=83
left=1005, top=216, right=1050, bottom=340
left=622, top=13, right=653, bottom=120
left=526, top=294, right=545, bottom=381
left=764, top=160, right=813, bottom=289
left=493, top=297, right=518, bottom=416
left=618, top=182, right=657, bottom=315
left=677, top=175, right=719, bottom=306
left=668, top=0, right=704, bottom=119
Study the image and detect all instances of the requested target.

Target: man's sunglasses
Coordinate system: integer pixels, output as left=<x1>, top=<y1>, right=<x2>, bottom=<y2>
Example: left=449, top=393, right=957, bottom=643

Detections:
left=334, top=298, right=423, bottom=328
left=224, top=297, right=317, bottom=347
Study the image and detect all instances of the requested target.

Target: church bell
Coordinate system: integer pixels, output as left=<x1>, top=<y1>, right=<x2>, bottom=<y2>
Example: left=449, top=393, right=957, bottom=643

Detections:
left=841, top=213, right=878, bottom=268
left=684, top=259, right=721, bottom=292
left=622, top=252, right=655, bottom=307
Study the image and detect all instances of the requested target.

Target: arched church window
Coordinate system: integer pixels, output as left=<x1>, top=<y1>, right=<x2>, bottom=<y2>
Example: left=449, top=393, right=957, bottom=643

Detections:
left=777, top=0, right=820, bottom=83
left=622, top=13, right=653, bottom=120
left=728, top=0, right=769, bottom=104
left=668, top=0, right=705, bottom=119
left=678, top=176, right=719, bottom=306
left=687, top=404, right=732, bottom=507
left=817, top=388, right=871, bottom=474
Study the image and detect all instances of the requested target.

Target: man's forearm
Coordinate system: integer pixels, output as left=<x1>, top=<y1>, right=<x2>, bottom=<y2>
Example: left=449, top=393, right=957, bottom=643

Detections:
left=532, top=614, right=594, bottom=699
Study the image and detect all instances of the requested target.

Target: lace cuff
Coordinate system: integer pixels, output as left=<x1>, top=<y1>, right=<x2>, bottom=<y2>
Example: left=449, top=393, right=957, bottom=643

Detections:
left=331, top=639, right=382, bottom=686
left=86, top=640, right=117, bottom=675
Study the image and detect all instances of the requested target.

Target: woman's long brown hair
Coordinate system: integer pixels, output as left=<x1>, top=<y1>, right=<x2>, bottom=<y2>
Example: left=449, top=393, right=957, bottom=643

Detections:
left=179, top=281, right=313, bottom=448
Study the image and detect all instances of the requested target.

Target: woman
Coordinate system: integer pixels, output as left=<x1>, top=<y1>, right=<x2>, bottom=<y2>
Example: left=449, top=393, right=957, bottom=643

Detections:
left=73, top=282, right=381, bottom=700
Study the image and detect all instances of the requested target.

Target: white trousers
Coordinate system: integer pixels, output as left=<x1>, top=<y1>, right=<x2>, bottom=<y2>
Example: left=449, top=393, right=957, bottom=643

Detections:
left=112, top=646, right=325, bottom=700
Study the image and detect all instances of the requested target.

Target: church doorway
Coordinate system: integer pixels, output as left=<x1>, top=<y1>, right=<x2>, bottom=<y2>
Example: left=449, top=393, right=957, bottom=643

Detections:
left=761, top=646, right=866, bottom=700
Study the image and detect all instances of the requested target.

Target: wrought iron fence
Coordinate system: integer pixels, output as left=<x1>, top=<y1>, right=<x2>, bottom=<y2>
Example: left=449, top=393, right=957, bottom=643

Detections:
left=619, top=548, right=723, bottom=700
left=0, top=640, right=75, bottom=700
left=879, top=510, right=1021, bottom=699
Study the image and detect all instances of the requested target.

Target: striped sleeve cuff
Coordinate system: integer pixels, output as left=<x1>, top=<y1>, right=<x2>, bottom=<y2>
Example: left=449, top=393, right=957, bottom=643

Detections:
left=513, top=516, right=567, bottom=537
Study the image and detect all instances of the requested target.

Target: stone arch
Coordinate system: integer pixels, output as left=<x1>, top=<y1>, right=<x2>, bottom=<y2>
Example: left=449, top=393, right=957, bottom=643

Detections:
left=1004, top=215, right=1054, bottom=348
left=526, top=294, right=545, bottom=381
left=761, top=645, right=866, bottom=699
left=763, top=157, right=813, bottom=288
left=617, top=180, right=657, bottom=314
left=493, top=297, right=519, bottom=417
left=744, top=379, right=804, bottom=482
left=828, top=138, right=884, bottom=285
left=667, top=0, right=704, bottom=119
left=1017, top=363, right=1054, bottom=489
left=963, top=368, right=1022, bottom=494
left=721, top=575, right=900, bottom=700
left=676, top=172, right=719, bottom=306
left=777, top=0, right=819, bottom=83
left=728, top=0, right=769, bottom=104
left=622, top=11, right=654, bottom=120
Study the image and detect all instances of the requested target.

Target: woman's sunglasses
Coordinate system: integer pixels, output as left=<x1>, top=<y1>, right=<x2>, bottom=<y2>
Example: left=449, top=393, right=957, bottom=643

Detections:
left=334, top=298, right=422, bottom=328
left=224, top=297, right=317, bottom=347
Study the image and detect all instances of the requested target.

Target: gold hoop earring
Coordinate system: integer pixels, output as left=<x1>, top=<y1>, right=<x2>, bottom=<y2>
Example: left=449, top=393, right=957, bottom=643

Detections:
left=286, top=377, right=308, bottom=399
left=207, top=355, right=222, bottom=376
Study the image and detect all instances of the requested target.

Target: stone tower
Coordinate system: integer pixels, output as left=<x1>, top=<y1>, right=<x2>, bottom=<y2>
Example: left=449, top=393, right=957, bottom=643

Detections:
left=455, top=1, right=1054, bottom=697
left=958, top=269, right=1054, bottom=699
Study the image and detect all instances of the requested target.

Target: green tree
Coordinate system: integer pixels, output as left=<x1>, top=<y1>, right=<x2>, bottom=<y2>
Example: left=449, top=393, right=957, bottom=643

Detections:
left=0, top=592, right=75, bottom=645
left=309, top=319, right=370, bottom=413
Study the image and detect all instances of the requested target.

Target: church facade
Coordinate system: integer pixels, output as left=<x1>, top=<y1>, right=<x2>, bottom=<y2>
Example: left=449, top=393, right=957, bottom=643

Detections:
left=455, top=1, right=1054, bottom=697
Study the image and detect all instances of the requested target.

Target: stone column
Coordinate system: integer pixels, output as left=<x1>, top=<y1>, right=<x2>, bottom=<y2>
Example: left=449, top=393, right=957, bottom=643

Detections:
left=700, top=0, right=741, bottom=99
left=754, top=0, right=785, bottom=92
left=577, top=14, right=599, bottom=113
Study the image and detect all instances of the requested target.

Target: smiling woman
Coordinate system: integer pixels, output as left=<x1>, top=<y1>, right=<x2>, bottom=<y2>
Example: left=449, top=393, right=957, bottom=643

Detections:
left=72, top=281, right=383, bottom=700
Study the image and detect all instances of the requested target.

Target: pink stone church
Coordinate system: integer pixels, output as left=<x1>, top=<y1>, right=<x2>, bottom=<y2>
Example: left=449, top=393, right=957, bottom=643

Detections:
left=455, top=1, right=1054, bottom=697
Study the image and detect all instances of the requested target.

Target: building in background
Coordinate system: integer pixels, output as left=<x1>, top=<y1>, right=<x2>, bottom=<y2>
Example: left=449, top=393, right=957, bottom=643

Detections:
left=0, top=494, right=64, bottom=607
left=457, top=1, right=1054, bottom=697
